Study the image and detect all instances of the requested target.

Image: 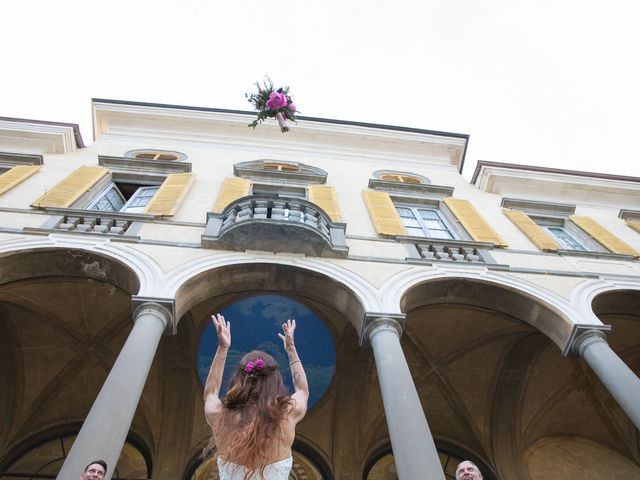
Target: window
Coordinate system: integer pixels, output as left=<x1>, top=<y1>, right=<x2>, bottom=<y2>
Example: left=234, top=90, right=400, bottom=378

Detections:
left=380, top=173, right=423, bottom=184
left=544, top=226, right=587, bottom=251
left=501, top=198, right=607, bottom=253
left=396, top=205, right=456, bottom=239
left=134, top=152, right=178, bottom=160
left=124, top=149, right=186, bottom=162
left=262, top=162, right=300, bottom=172
left=2, top=433, right=150, bottom=479
left=374, top=170, right=430, bottom=185
left=251, top=183, right=306, bottom=199
left=530, top=216, right=603, bottom=252
left=89, top=182, right=160, bottom=213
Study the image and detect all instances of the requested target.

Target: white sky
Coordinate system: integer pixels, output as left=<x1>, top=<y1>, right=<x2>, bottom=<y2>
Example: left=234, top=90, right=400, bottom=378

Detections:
left=2, top=0, right=639, bottom=179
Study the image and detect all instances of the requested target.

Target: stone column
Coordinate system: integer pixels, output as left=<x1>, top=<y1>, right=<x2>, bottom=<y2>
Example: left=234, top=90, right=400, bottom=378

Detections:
left=573, top=329, right=640, bottom=430
left=364, top=315, right=445, bottom=480
left=56, top=300, right=174, bottom=480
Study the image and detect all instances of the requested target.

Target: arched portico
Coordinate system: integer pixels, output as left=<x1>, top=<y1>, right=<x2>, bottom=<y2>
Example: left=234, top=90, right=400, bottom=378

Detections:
left=382, top=275, right=640, bottom=479
left=172, top=261, right=370, bottom=331
left=0, top=247, right=166, bottom=480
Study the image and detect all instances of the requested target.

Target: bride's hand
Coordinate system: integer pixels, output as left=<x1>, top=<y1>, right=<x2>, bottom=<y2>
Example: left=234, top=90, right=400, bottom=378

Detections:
left=278, top=319, right=296, bottom=352
left=212, top=313, right=231, bottom=349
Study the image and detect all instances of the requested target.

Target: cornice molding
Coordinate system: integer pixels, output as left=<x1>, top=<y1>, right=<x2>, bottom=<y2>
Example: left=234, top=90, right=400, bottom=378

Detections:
left=474, top=162, right=640, bottom=208
left=92, top=100, right=468, bottom=170
left=0, top=117, right=82, bottom=154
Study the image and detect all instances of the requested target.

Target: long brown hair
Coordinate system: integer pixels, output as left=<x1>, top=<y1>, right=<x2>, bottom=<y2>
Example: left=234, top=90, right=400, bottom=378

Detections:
left=206, top=350, right=293, bottom=480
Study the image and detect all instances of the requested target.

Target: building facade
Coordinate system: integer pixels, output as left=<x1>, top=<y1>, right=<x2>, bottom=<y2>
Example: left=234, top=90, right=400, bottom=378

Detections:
left=0, top=100, right=639, bottom=480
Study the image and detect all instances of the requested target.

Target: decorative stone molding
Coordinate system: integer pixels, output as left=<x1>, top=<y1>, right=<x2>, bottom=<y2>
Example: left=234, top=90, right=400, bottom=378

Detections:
left=132, top=296, right=176, bottom=334
left=360, top=312, right=406, bottom=346
left=564, top=324, right=612, bottom=357
left=368, top=178, right=454, bottom=199
left=414, top=243, right=485, bottom=263
left=0, top=117, right=82, bottom=153
left=619, top=209, right=640, bottom=221
left=501, top=197, right=576, bottom=216
left=202, top=195, right=348, bottom=258
left=99, top=155, right=192, bottom=176
left=233, top=160, right=327, bottom=184
left=401, top=238, right=495, bottom=264
left=0, top=151, right=44, bottom=167
left=30, top=208, right=150, bottom=237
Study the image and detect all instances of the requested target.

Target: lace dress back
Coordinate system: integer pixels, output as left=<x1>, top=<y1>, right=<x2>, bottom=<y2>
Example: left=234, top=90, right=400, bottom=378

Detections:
left=217, top=456, right=293, bottom=480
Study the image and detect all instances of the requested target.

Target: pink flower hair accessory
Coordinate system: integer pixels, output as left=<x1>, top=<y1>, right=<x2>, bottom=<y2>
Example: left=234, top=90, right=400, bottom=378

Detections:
left=242, top=357, right=266, bottom=375
left=243, top=361, right=255, bottom=373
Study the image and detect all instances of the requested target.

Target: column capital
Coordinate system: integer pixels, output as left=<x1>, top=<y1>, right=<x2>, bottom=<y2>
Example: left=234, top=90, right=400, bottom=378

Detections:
left=360, top=312, right=406, bottom=346
left=570, top=327, right=610, bottom=357
left=131, top=296, right=176, bottom=335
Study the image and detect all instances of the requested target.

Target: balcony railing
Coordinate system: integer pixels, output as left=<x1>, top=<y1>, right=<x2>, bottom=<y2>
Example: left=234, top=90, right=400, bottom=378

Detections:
left=202, top=195, right=348, bottom=258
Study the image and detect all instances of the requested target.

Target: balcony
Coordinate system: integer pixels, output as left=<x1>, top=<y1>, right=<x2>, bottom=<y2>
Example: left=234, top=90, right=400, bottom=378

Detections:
left=202, top=195, right=348, bottom=258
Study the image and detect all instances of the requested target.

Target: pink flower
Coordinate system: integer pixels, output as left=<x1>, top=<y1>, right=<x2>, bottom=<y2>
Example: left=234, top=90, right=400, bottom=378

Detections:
left=254, top=358, right=265, bottom=369
left=287, top=103, right=296, bottom=113
left=266, top=92, right=288, bottom=110
left=244, top=361, right=255, bottom=373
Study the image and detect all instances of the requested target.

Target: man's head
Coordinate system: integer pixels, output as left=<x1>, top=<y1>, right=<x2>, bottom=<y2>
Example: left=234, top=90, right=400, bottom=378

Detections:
left=456, top=460, right=482, bottom=480
left=80, top=460, right=107, bottom=480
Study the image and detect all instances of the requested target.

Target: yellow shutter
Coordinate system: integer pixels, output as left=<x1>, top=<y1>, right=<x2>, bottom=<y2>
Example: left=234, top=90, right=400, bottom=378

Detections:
left=143, top=173, right=195, bottom=216
left=0, top=165, right=41, bottom=195
left=31, top=166, right=108, bottom=208
left=309, top=185, right=342, bottom=222
left=626, top=220, right=640, bottom=235
left=443, top=197, right=507, bottom=247
left=502, top=209, right=560, bottom=251
left=212, top=177, right=251, bottom=213
left=362, top=190, right=407, bottom=236
left=570, top=216, right=639, bottom=256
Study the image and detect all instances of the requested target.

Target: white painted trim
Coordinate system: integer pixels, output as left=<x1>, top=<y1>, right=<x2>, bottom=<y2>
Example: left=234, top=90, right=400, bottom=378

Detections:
left=379, top=264, right=587, bottom=331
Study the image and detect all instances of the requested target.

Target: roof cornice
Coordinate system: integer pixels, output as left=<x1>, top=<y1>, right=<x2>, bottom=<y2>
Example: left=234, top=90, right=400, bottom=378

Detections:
left=0, top=117, right=84, bottom=154
left=91, top=98, right=469, bottom=172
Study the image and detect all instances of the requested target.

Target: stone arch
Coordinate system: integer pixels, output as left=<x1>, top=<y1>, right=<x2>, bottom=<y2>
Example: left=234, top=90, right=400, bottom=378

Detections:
left=385, top=270, right=579, bottom=349
left=362, top=440, right=498, bottom=480
left=170, top=260, right=374, bottom=332
left=570, top=278, right=640, bottom=324
left=525, top=435, right=640, bottom=479
left=0, top=246, right=142, bottom=295
left=0, top=424, right=153, bottom=478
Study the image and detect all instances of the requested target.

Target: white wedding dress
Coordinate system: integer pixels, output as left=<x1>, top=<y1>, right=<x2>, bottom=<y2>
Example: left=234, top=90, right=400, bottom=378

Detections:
left=217, top=456, right=293, bottom=480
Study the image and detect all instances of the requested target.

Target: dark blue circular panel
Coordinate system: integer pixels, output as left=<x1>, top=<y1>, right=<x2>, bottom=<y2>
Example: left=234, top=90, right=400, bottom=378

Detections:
left=197, top=294, right=336, bottom=409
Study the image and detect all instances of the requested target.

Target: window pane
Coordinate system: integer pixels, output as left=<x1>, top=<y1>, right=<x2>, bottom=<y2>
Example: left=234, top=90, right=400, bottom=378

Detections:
left=128, top=187, right=159, bottom=207
left=418, top=209, right=440, bottom=220
left=547, top=227, right=586, bottom=251
left=406, top=226, right=426, bottom=236
left=424, top=219, right=446, bottom=230
left=91, top=186, right=125, bottom=212
left=396, top=207, right=415, bottom=218
left=401, top=217, right=422, bottom=228
left=430, top=229, right=454, bottom=239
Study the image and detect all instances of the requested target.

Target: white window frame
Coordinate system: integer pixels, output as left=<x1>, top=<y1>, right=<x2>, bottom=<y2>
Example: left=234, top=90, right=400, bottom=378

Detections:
left=251, top=182, right=307, bottom=199
left=395, top=203, right=458, bottom=240
left=88, top=182, right=160, bottom=213
left=531, top=215, right=605, bottom=253
left=543, top=225, right=587, bottom=251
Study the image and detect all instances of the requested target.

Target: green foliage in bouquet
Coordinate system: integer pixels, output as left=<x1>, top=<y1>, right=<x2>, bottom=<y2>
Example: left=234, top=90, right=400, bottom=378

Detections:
left=245, top=77, right=297, bottom=132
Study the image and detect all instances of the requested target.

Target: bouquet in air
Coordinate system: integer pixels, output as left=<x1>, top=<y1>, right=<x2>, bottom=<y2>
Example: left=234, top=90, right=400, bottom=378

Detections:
left=245, top=77, right=297, bottom=132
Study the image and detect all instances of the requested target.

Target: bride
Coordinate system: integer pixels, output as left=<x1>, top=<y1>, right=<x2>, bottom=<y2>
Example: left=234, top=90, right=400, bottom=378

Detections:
left=204, top=314, right=309, bottom=480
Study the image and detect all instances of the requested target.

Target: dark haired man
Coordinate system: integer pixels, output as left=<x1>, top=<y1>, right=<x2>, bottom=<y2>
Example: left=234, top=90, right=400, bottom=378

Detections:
left=80, top=460, right=107, bottom=480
